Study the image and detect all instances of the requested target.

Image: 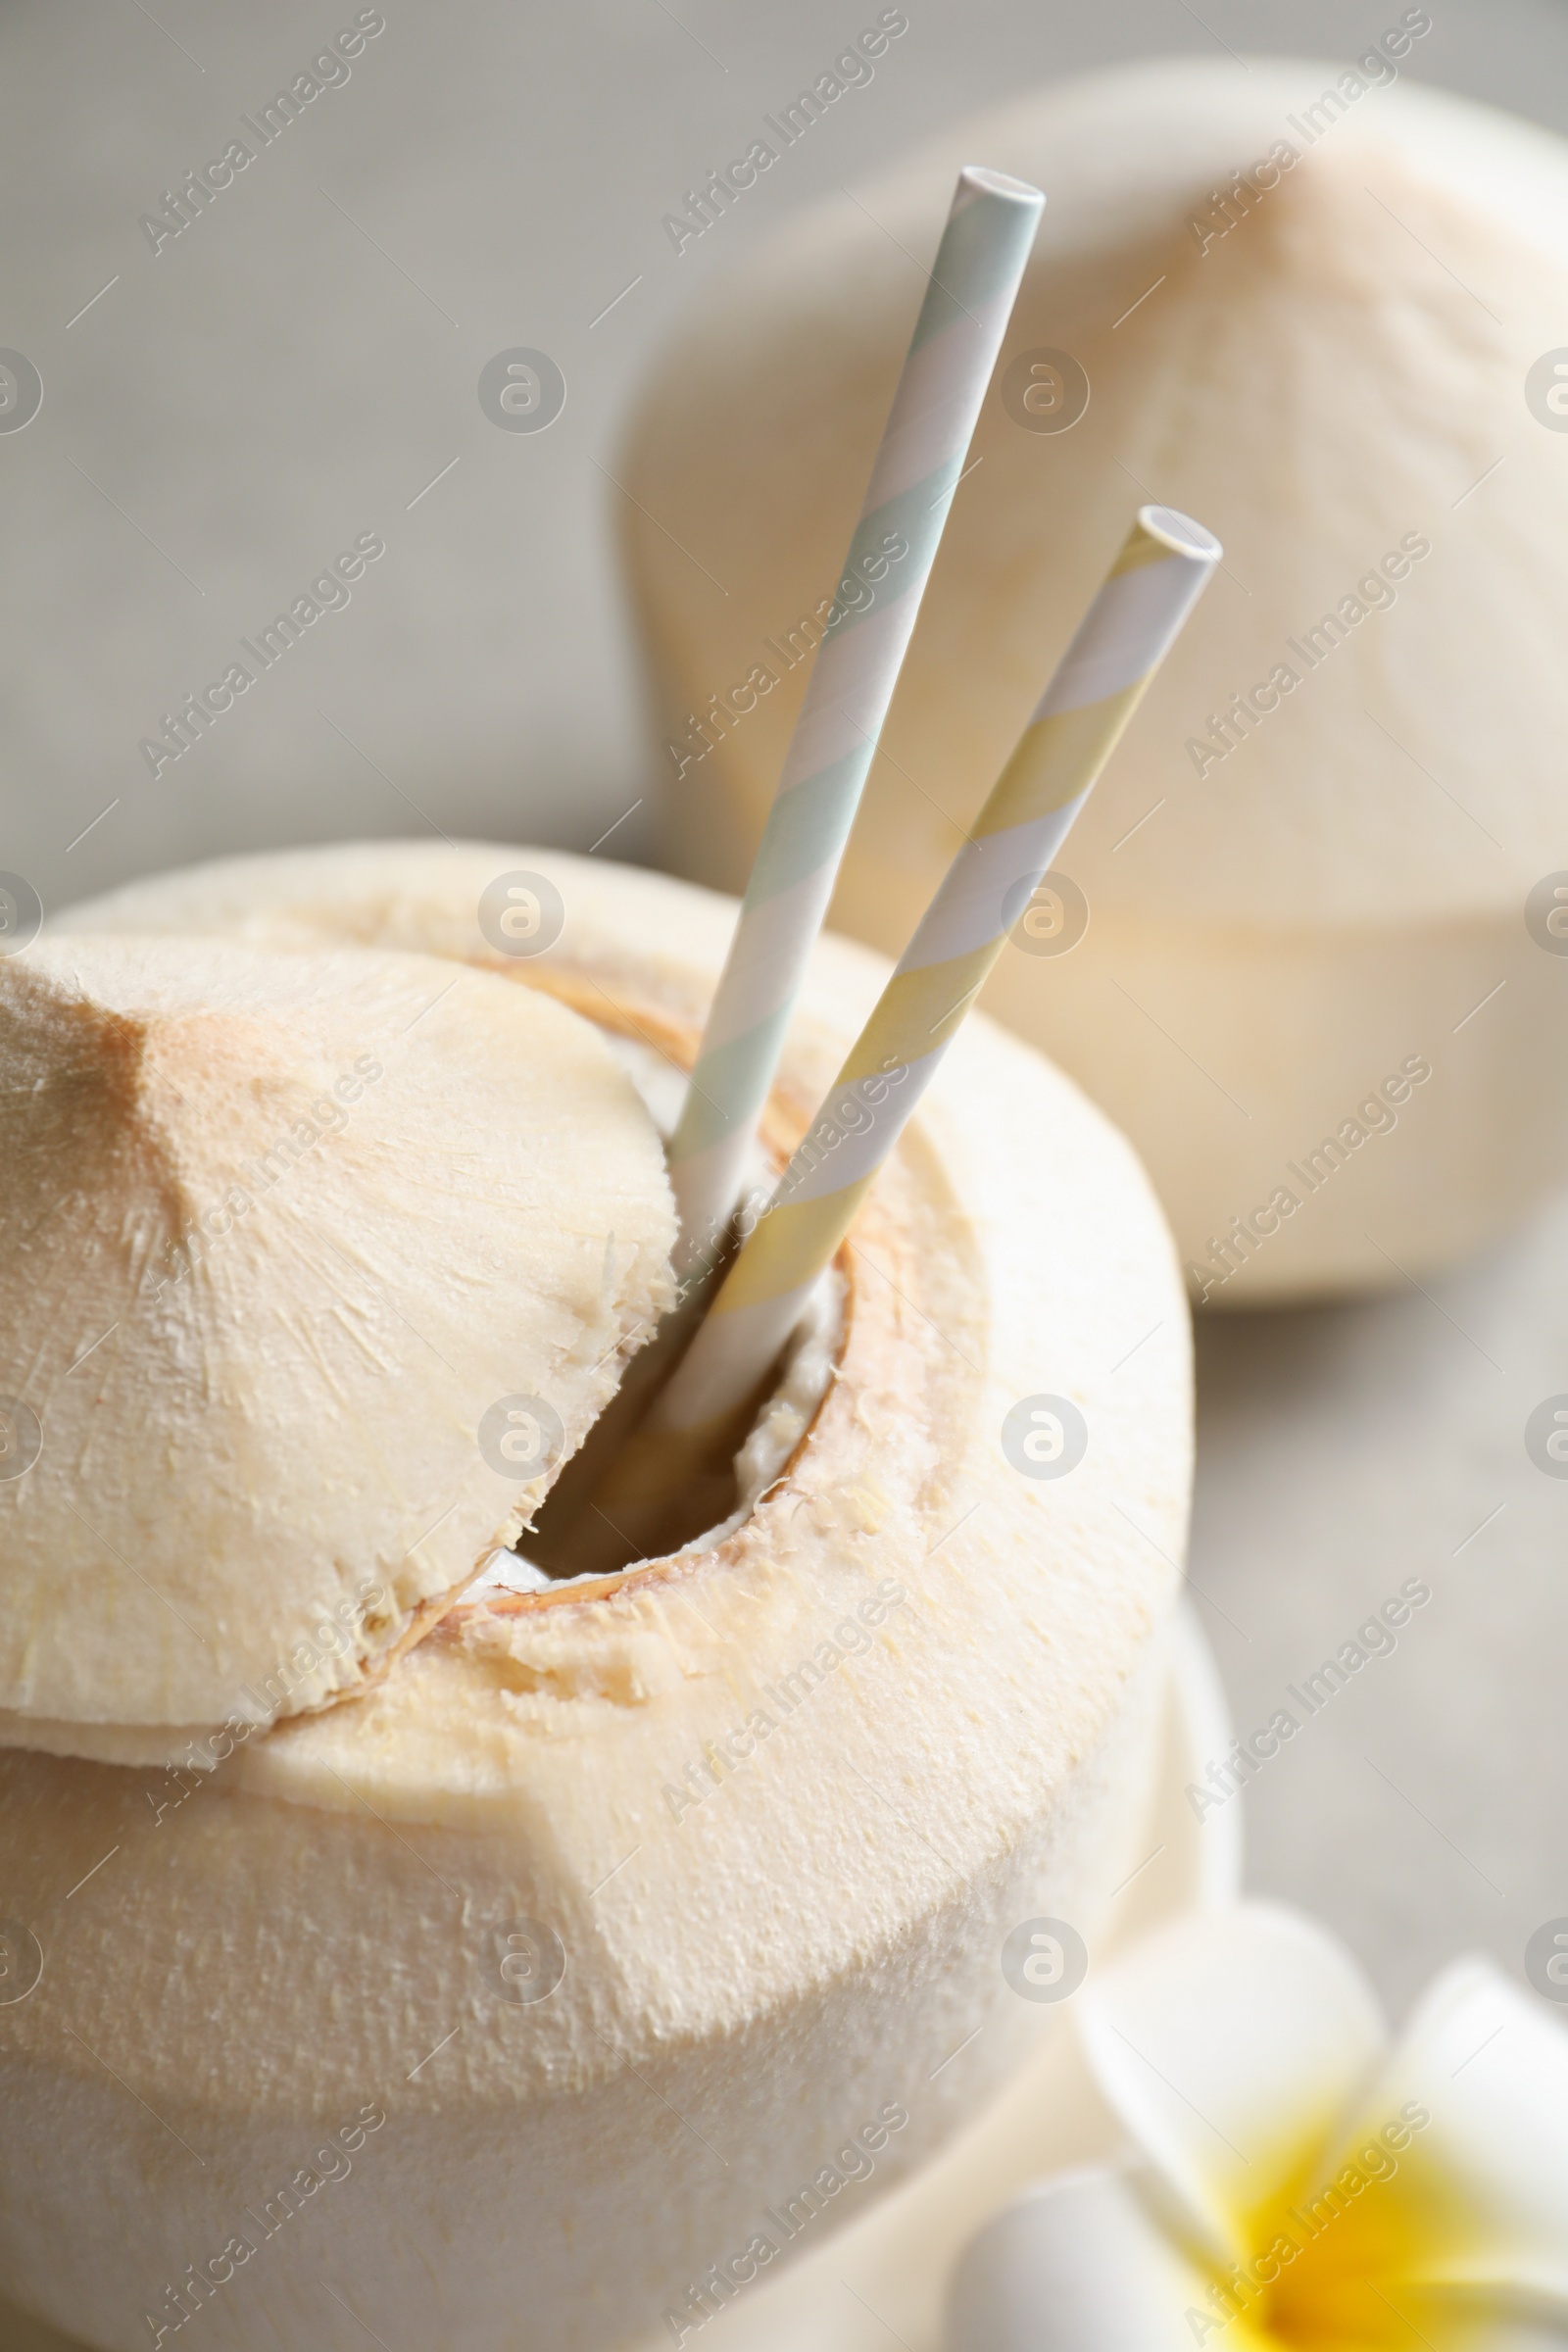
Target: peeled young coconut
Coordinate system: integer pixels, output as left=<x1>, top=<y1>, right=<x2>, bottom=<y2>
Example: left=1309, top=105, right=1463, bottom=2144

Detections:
left=620, top=57, right=1568, bottom=1302
left=0, top=935, right=675, bottom=1764
left=0, top=841, right=1192, bottom=2352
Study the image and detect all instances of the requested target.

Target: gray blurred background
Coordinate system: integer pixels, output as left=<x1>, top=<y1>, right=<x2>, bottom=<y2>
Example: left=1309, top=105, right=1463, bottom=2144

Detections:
left=2, top=0, right=1566, bottom=2018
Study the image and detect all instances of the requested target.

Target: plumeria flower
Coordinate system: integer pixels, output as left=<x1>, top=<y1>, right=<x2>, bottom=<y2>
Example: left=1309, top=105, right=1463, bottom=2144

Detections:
left=948, top=1902, right=1568, bottom=2349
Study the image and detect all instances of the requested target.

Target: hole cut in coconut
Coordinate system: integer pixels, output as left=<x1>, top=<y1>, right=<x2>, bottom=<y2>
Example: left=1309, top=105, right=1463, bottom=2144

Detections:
left=461, top=988, right=852, bottom=1610
left=468, top=1263, right=846, bottom=1607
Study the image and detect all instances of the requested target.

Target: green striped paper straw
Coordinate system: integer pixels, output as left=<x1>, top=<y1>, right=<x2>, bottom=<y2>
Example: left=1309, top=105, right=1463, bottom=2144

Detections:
left=598, top=507, right=1219, bottom=1554
left=667, top=165, right=1044, bottom=1283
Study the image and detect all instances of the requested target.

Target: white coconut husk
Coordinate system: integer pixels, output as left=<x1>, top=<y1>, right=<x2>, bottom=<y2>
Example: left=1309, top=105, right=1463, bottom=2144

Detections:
left=0, top=843, right=1194, bottom=2352
left=0, top=934, right=674, bottom=1761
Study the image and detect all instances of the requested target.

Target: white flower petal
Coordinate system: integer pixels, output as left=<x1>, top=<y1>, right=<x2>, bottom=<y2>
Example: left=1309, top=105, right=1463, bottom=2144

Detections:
left=945, top=2165, right=1226, bottom=2352
left=1076, top=1900, right=1386, bottom=2260
left=1304, top=1959, right=1568, bottom=2312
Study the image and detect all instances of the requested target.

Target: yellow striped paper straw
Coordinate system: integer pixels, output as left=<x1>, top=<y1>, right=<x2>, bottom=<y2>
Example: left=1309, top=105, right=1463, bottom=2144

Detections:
left=665, top=165, right=1044, bottom=1286
left=597, top=507, right=1219, bottom=1551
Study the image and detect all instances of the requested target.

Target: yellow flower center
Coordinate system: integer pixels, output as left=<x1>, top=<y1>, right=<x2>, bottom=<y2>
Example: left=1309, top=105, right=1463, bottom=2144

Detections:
left=1187, top=2110, right=1445, bottom=2348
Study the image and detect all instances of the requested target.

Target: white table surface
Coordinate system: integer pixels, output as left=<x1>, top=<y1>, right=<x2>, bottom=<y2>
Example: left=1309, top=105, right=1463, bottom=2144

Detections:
left=1193, top=1191, right=1568, bottom=2014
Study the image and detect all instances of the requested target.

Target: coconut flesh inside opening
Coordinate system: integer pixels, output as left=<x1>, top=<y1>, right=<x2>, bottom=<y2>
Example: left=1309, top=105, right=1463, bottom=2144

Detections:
left=470, top=1026, right=846, bottom=1601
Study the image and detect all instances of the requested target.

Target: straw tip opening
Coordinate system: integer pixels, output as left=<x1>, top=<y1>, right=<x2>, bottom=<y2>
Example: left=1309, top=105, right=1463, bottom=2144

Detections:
left=957, top=164, right=1045, bottom=208
left=1138, top=504, right=1223, bottom=563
